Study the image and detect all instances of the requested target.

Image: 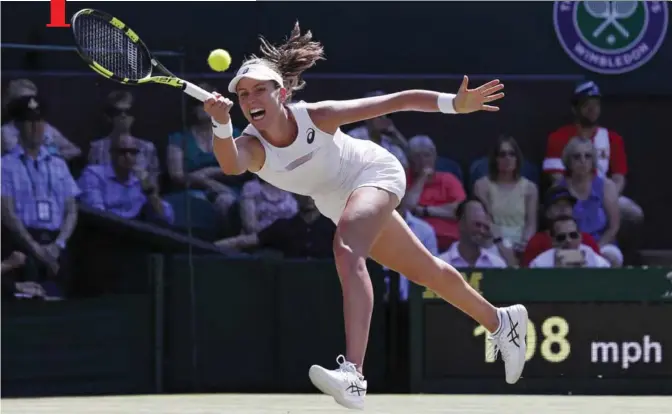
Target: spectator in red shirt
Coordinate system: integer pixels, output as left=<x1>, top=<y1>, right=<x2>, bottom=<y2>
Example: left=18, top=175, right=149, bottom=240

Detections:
left=401, top=135, right=466, bottom=252
left=542, top=80, right=643, bottom=223
left=522, top=186, right=601, bottom=267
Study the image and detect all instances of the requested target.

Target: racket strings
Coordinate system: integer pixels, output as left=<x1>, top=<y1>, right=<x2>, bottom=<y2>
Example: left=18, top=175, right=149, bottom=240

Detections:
left=73, top=15, right=151, bottom=80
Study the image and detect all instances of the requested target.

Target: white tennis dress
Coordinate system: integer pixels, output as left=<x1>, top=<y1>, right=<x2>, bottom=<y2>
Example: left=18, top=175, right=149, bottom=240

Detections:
left=241, top=101, right=406, bottom=224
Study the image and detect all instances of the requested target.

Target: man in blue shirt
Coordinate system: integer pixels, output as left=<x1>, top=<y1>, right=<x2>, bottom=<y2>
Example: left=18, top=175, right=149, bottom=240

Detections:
left=78, top=135, right=174, bottom=225
left=1, top=95, right=80, bottom=299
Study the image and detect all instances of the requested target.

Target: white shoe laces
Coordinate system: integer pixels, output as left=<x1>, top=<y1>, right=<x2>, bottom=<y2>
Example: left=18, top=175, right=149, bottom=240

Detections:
left=336, top=355, right=361, bottom=379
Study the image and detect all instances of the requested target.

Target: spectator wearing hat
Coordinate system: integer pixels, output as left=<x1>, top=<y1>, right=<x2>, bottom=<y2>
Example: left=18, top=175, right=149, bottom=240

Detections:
left=1, top=79, right=81, bottom=160
left=542, top=80, right=643, bottom=223
left=521, top=186, right=601, bottom=267
left=345, top=90, right=409, bottom=166
left=1, top=95, right=80, bottom=299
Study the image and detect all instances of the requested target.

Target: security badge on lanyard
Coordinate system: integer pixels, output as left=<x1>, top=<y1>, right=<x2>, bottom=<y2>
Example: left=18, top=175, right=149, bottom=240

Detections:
left=23, top=156, right=54, bottom=223
left=36, top=200, right=53, bottom=222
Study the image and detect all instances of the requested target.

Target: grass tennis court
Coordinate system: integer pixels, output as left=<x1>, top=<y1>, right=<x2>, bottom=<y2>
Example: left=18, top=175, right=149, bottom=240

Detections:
left=2, top=394, right=670, bottom=413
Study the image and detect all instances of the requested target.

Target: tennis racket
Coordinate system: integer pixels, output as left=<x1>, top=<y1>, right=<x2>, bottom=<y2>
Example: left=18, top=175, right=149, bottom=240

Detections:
left=71, top=8, right=213, bottom=102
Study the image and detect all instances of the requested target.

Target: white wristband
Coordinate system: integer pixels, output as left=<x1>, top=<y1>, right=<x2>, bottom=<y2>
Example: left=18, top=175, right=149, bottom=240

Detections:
left=437, top=93, right=458, bottom=114
left=212, top=118, right=233, bottom=139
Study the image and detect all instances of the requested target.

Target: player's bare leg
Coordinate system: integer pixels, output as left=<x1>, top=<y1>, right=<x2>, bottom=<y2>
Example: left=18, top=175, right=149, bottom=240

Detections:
left=309, top=186, right=397, bottom=410
left=369, top=211, right=528, bottom=384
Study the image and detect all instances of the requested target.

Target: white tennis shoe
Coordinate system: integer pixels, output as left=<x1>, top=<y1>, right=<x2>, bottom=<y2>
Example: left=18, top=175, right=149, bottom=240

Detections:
left=490, top=304, right=528, bottom=384
left=309, top=355, right=367, bottom=410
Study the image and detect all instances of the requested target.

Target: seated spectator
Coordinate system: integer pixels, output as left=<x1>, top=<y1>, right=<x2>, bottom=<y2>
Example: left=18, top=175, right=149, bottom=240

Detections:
left=530, top=215, right=610, bottom=268
left=482, top=217, right=519, bottom=267
left=239, top=178, right=298, bottom=235
left=560, top=137, right=622, bottom=267
left=474, top=135, right=538, bottom=252
left=345, top=90, right=409, bottom=166
left=522, top=186, right=601, bottom=267
left=166, top=83, right=238, bottom=216
left=78, top=135, right=174, bottom=225
left=543, top=80, right=643, bottom=223
left=438, top=198, right=507, bottom=268
left=215, top=195, right=334, bottom=258
left=401, top=135, right=466, bottom=252
left=88, top=91, right=160, bottom=187
left=391, top=199, right=438, bottom=301
left=2, top=79, right=81, bottom=160
left=0, top=95, right=80, bottom=299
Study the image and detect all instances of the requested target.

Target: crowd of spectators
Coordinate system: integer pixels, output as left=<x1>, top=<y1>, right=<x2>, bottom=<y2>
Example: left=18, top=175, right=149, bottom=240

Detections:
left=1, top=78, right=645, bottom=300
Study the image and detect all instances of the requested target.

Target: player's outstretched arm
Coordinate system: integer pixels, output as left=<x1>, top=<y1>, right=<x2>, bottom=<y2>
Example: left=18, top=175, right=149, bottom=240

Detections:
left=205, top=94, right=265, bottom=175
left=310, top=76, right=504, bottom=132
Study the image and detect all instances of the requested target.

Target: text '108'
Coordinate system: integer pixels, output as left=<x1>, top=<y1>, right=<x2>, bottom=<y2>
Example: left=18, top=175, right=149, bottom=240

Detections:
left=473, top=316, right=571, bottom=363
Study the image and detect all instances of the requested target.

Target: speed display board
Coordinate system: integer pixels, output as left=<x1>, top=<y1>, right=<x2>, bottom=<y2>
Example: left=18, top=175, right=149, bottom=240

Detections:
left=409, top=268, right=672, bottom=394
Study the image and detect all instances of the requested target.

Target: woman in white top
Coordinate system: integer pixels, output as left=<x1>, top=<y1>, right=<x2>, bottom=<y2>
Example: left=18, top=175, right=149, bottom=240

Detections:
left=474, top=135, right=538, bottom=252
left=205, top=23, right=527, bottom=409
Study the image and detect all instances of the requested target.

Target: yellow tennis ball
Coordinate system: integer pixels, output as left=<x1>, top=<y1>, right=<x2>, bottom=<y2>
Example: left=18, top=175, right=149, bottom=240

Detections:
left=208, top=49, right=231, bottom=72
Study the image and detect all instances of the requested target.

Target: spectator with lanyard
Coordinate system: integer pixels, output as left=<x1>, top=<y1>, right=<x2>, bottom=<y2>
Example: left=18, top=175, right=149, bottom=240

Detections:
left=1, top=95, right=80, bottom=299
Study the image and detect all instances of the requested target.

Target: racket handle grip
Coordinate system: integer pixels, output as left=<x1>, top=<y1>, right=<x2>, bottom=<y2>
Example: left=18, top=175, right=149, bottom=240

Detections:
left=182, top=81, right=214, bottom=102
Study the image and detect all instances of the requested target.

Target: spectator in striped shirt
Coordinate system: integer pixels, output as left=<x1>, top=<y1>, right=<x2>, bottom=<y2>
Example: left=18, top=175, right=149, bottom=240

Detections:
left=78, top=135, right=175, bottom=225
left=1, top=95, right=80, bottom=299
left=88, top=90, right=160, bottom=188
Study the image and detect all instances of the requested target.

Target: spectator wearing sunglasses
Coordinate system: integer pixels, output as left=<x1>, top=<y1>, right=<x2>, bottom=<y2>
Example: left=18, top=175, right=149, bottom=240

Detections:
left=473, top=135, right=538, bottom=253
left=1, top=78, right=82, bottom=160
left=78, top=135, right=174, bottom=225
left=88, top=91, right=160, bottom=188
left=529, top=215, right=610, bottom=268
left=521, top=186, right=600, bottom=267
left=559, top=137, right=622, bottom=267
left=543, top=81, right=643, bottom=224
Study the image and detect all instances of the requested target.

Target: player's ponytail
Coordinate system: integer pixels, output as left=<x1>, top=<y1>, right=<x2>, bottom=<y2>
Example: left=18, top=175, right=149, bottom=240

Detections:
left=257, top=21, right=325, bottom=99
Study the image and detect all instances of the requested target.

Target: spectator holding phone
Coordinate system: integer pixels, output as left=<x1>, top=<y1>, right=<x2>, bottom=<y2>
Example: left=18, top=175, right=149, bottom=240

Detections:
left=529, top=215, right=610, bottom=268
left=522, top=186, right=601, bottom=267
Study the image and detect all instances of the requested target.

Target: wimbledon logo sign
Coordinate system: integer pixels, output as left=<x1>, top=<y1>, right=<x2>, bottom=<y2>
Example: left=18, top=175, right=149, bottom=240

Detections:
left=553, top=1, right=669, bottom=75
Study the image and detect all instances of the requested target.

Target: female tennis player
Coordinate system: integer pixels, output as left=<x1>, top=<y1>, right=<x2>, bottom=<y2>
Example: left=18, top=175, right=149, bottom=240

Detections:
left=205, top=23, right=528, bottom=410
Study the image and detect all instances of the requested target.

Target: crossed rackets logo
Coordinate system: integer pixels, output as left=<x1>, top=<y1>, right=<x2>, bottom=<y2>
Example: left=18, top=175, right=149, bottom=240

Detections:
left=553, top=1, right=669, bottom=74
left=585, top=1, right=639, bottom=43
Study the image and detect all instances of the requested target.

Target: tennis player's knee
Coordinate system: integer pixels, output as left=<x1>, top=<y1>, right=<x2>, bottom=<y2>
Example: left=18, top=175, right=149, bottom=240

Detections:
left=333, top=230, right=368, bottom=278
